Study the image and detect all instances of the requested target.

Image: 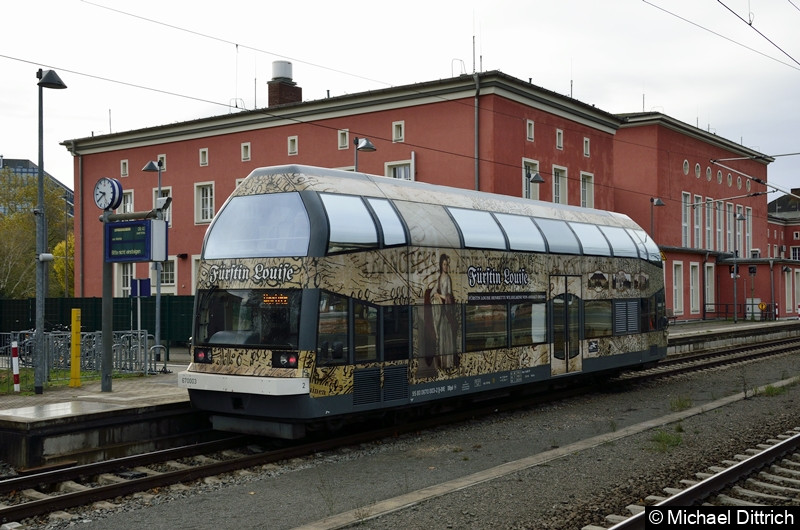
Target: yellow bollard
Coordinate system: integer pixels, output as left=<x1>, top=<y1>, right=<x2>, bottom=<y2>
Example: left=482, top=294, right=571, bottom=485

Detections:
left=69, top=308, right=81, bottom=387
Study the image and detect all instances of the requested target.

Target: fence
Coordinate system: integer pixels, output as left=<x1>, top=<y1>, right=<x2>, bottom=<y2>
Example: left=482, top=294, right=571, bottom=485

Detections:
left=0, top=296, right=194, bottom=348
left=0, top=329, right=160, bottom=392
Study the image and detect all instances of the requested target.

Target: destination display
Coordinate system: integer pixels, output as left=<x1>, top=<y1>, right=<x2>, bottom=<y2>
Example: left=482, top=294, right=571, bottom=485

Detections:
left=105, top=219, right=167, bottom=263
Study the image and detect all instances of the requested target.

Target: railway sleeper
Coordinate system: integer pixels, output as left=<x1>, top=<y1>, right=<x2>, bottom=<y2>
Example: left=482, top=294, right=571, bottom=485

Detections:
left=747, top=477, right=800, bottom=496
left=761, top=469, right=800, bottom=486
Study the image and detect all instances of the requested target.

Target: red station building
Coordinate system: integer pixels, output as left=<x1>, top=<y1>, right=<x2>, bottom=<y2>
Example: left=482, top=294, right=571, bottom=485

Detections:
left=63, top=64, right=795, bottom=322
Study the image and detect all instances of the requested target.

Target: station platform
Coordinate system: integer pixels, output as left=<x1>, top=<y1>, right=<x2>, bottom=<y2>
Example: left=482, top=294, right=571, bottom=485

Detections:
left=1, top=319, right=799, bottom=469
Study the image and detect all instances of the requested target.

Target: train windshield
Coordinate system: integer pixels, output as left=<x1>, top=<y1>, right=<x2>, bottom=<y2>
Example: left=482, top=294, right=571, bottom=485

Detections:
left=203, top=192, right=310, bottom=259
left=195, top=288, right=302, bottom=349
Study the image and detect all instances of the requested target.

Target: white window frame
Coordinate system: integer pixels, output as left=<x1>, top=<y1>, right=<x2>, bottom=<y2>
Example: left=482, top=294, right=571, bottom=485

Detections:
left=736, top=205, right=744, bottom=256
left=583, top=137, right=590, bottom=157
left=526, top=120, right=535, bottom=142
left=116, top=262, right=134, bottom=298
left=119, top=190, right=134, bottom=214
left=392, top=121, right=405, bottom=142
left=726, top=203, right=734, bottom=253
left=199, top=148, right=208, bottom=167
left=693, top=194, right=702, bottom=249
left=716, top=202, right=724, bottom=252
left=704, top=263, right=715, bottom=313
left=690, top=262, right=700, bottom=314
left=556, top=129, right=564, bottom=150
left=120, top=159, right=129, bottom=178
left=673, top=261, right=684, bottom=315
left=522, top=159, right=539, bottom=200
left=681, top=192, right=691, bottom=247
left=786, top=268, right=793, bottom=314
left=385, top=160, right=413, bottom=181
left=157, top=258, right=177, bottom=295
left=241, top=142, right=251, bottom=161
left=338, top=129, right=349, bottom=150
left=287, top=136, right=298, bottom=156
left=705, top=198, right=713, bottom=251
left=153, top=186, right=172, bottom=227
left=194, top=182, right=215, bottom=224
left=745, top=207, right=753, bottom=254
left=580, top=172, right=594, bottom=208
left=157, top=154, right=167, bottom=172
left=552, top=165, right=567, bottom=205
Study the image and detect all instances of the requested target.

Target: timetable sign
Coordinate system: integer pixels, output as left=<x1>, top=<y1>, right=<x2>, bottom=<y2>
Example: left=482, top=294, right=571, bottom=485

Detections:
left=105, top=219, right=167, bottom=263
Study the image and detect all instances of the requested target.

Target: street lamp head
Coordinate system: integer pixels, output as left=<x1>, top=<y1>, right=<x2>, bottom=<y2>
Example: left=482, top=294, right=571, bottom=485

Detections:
left=736, top=213, right=746, bottom=221
left=526, top=167, right=545, bottom=183
left=650, top=197, right=665, bottom=206
left=142, top=160, right=161, bottom=173
left=37, top=69, right=67, bottom=90
left=354, top=137, right=376, bottom=152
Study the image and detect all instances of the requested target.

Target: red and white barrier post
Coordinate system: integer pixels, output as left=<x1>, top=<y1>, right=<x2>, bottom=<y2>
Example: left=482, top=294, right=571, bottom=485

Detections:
left=11, top=340, right=20, bottom=392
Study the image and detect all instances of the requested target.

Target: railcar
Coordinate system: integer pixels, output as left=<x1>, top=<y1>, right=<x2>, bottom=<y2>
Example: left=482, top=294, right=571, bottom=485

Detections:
left=178, top=164, right=667, bottom=438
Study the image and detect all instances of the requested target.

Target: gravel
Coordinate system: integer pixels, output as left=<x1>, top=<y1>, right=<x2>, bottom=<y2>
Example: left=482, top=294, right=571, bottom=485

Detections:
left=7, top=353, right=800, bottom=530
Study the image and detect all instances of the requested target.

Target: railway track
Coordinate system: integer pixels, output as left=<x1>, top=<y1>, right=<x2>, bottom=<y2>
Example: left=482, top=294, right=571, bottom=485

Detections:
left=586, top=427, right=800, bottom=530
left=2, top=337, right=799, bottom=527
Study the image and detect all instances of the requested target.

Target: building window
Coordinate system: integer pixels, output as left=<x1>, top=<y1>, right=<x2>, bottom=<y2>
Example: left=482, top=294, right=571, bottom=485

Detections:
left=526, top=120, right=534, bottom=142
left=241, top=142, right=251, bottom=161
left=726, top=203, right=733, bottom=253
left=580, top=173, right=594, bottom=208
left=681, top=192, right=691, bottom=247
left=704, top=264, right=715, bottom=313
left=683, top=160, right=689, bottom=175
left=553, top=166, right=567, bottom=204
left=199, top=148, right=208, bottom=167
left=119, top=190, right=133, bottom=214
left=154, top=186, right=172, bottom=226
left=716, top=202, right=724, bottom=252
left=673, top=262, right=684, bottom=314
left=785, top=268, right=793, bottom=313
left=338, top=129, right=349, bottom=150
left=522, top=159, right=539, bottom=200
left=386, top=161, right=412, bottom=180
left=120, top=159, right=129, bottom=177
left=695, top=163, right=701, bottom=179
left=693, top=194, right=702, bottom=249
left=118, top=262, right=133, bottom=298
left=288, top=136, right=298, bottom=156
left=583, top=138, right=590, bottom=157
left=745, top=207, right=752, bottom=254
left=195, top=182, right=214, bottom=223
left=157, top=154, right=166, bottom=172
left=690, top=263, right=700, bottom=314
left=392, top=121, right=405, bottom=142
left=792, top=247, right=800, bottom=261
left=556, top=129, right=564, bottom=150
left=727, top=173, right=733, bottom=187
left=161, top=259, right=176, bottom=286
left=706, top=167, right=712, bottom=181
left=737, top=176, right=742, bottom=190
left=736, top=205, right=744, bottom=255
left=705, top=198, right=713, bottom=251
left=794, top=232, right=800, bottom=240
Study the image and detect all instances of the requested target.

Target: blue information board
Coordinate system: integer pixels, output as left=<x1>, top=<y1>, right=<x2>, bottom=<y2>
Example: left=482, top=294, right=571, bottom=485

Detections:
left=104, top=219, right=167, bottom=263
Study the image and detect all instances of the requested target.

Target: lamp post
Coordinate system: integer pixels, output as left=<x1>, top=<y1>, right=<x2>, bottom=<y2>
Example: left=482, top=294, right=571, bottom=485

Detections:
left=353, top=137, right=376, bottom=171
left=142, top=160, right=163, bottom=362
left=34, top=68, right=67, bottom=394
left=732, top=212, right=746, bottom=323
left=649, top=197, right=664, bottom=236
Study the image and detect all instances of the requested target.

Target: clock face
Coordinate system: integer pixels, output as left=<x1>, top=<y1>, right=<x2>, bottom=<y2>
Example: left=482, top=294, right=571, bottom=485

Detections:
left=94, top=177, right=123, bottom=210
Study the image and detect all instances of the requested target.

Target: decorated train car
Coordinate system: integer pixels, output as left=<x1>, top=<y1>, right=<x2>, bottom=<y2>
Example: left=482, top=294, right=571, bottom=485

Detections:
left=178, top=164, right=667, bottom=438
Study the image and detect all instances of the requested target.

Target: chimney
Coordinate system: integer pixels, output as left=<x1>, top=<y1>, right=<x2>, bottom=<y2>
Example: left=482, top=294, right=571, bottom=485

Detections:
left=268, top=61, right=302, bottom=107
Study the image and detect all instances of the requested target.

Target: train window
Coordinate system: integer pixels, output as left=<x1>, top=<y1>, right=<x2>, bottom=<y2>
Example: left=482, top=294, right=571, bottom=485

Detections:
left=511, top=302, right=546, bottom=346
left=465, top=304, right=508, bottom=351
left=366, top=198, right=407, bottom=246
left=198, top=289, right=302, bottom=349
left=448, top=208, right=506, bottom=250
left=320, top=194, right=378, bottom=253
left=203, top=193, right=310, bottom=259
left=584, top=300, right=612, bottom=338
left=394, top=202, right=461, bottom=248
left=626, top=228, right=662, bottom=263
left=354, top=301, right=378, bottom=363
left=569, top=223, right=611, bottom=256
left=495, top=213, right=547, bottom=252
left=383, top=305, right=410, bottom=361
left=318, top=292, right=350, bottom=364
left=532, top=218, right=581, bottom=254
left=598, top=226, right=639, bottom=258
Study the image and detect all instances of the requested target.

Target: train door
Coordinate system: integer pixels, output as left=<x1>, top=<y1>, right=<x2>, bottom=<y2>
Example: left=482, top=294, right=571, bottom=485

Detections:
left=550, top=275, right=582, bottom=376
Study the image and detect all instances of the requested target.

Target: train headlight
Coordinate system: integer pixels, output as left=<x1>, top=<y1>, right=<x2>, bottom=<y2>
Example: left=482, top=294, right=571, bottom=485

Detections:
left=193, top=348, right=213, bottom=364
left=277, top=352, right=298, bottom=368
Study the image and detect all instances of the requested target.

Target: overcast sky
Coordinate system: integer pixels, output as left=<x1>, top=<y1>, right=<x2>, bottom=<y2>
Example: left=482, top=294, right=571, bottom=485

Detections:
left=2, top=0, right=798, bottom=197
